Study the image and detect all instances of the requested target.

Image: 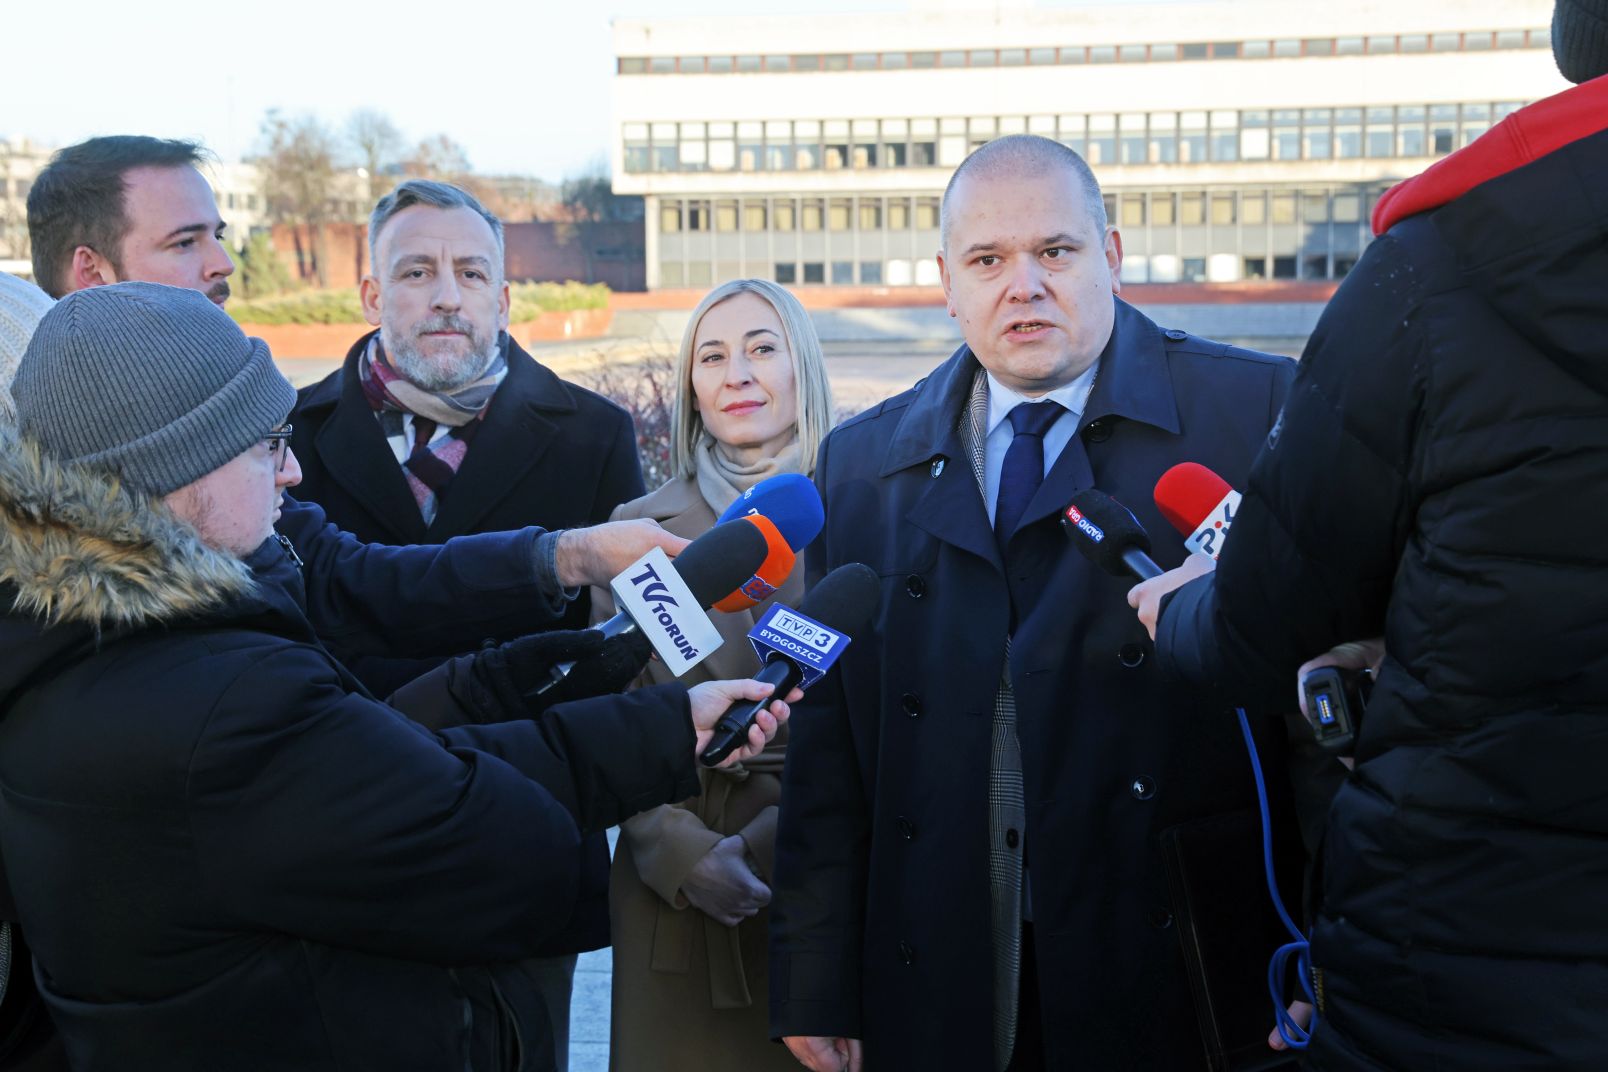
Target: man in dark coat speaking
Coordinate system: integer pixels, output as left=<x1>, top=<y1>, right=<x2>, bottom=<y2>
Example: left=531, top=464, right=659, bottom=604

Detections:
left=1131, top=4, right=1608, bottom=1067
left=769, top=135, right=1306, bottom=1071
left=0, top=282, right=792, bottom=1070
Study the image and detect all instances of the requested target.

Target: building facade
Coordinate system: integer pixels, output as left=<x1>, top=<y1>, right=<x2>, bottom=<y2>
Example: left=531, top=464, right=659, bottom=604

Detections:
left=611, top=0, right=1566, bottom=291
left=0, top=138, right=50, bottom=273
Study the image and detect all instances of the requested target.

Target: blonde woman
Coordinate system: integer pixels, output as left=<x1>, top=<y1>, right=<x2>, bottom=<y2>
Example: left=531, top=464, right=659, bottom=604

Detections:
left=597, top=279, right=832, bottom=1072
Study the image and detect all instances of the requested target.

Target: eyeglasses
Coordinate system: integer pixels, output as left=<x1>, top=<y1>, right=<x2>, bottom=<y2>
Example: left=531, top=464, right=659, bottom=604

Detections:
left=265, top=424, right=293, bottom=474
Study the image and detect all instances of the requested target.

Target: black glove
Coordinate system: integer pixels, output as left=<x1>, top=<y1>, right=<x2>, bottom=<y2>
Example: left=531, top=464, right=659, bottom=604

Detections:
left=476, top=627, right=653, bottom=715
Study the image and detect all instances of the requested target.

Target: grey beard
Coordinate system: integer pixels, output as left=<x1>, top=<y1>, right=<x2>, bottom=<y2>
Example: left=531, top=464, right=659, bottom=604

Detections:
left=385, top=320, right=500, bottom=391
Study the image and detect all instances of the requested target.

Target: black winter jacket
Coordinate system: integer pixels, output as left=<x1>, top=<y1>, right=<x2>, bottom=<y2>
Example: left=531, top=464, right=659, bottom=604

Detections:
left=1160, top=88, right=1608, bottom=1069
left=0, top=430, right=698, bottom=1071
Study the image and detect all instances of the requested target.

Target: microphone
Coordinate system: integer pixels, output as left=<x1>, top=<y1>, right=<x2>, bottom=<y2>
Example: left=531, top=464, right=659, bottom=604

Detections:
left=1061, top=489, right=1163, bottom=580
left=698, top=562, right=880, bottom=768
left=715, top=473, right=825, bottom=552
left=540, top=519, right=768, bottom=693
left=1153, top=462, right=1240, bottom=561
left=712, top=514, right=796, bottom=613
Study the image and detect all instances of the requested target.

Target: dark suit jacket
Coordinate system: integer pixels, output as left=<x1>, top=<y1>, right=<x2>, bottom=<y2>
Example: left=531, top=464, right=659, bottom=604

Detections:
left=770, top=299, right=1307, bottom=1070
left=291, top=329, right=646, bottom=957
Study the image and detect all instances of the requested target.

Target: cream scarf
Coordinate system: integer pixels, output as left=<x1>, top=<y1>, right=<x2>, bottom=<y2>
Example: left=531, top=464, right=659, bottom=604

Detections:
left=692, top=433, right=805, bottom=515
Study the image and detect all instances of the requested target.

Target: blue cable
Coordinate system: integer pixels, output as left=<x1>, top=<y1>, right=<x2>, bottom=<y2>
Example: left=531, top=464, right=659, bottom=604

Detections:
left=1235, top=707, right=1316, bottom=1049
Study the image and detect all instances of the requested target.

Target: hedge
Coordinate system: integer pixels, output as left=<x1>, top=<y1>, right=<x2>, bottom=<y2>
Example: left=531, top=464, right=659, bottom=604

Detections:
left=229, top=281, right=610, bottom=326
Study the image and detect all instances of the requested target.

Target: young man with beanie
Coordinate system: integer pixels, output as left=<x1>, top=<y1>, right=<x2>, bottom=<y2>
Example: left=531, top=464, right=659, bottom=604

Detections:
left=25, top=135, right=684, bottom=682
left=0, top=282, right=791, bottom=1071
left=1132, top=4, right=1608, bottom=1067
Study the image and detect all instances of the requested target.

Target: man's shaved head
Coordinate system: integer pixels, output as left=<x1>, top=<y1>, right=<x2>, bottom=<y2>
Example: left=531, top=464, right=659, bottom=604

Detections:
left=940, top=134, right=1108, bottom=252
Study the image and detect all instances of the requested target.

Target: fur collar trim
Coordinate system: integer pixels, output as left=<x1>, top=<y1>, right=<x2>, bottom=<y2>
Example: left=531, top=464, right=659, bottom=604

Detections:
left=0, top=427, right=254, bottom=630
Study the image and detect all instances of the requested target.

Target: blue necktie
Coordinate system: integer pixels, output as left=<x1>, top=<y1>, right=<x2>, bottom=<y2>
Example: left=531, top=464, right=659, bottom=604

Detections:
left=994, top=400, right=1066, bottom=550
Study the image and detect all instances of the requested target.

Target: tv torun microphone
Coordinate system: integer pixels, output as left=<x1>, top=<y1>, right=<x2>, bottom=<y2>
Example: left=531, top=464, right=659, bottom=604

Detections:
left=1060, top=488, right=1164, bottom=580
left=698, top=562, right=880, bottom=768
left=1153, top=462, right=1240, bottom=561
left=540, top=519, right=768, bottom=693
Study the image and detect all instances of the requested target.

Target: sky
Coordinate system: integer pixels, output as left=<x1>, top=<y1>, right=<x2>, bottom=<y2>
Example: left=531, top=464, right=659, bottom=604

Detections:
left=5, top=0, right=1165, bottom=183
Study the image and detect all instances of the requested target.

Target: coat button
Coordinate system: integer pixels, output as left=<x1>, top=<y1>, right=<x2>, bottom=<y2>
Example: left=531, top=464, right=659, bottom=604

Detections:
left=1131, top=776, right=1156, bottom=800
left=897, top=816, right=917, bottom=840
left=1164, top=328, right=1188, bottom=341
left=1005, top=828, right=1020, bottom=849
left=1118, top=642, right=1147, bottom=668
left=901, top=692, right=922, bottom=717
left=905, top=574, right=926, bottom=599
left=898, top=940, right=916, bottom=965
left=1084, top=418, right=1113, bottom=443
left=1148, top=907, right=1174, bottom=929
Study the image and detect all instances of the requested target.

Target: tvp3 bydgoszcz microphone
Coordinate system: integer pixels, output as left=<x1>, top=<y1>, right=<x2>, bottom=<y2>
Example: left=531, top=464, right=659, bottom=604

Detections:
left=540, top=519, right=769, bottom=693
left=1153, top=462, right=1240, bottom=562
left=1060, top=488, right=1164, bottom=580
left=699, top=562, right=880, bottom=768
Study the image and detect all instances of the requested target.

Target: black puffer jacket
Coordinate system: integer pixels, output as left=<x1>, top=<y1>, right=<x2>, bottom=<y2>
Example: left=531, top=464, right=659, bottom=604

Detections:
left=0, top=429, right=698, bottom=1071
left=1160, top=84, right=1608, bottom=1069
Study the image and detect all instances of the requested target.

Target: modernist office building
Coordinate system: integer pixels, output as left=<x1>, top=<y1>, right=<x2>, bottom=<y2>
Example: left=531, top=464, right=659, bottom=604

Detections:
left=610, top=0, right=1566, bottom=291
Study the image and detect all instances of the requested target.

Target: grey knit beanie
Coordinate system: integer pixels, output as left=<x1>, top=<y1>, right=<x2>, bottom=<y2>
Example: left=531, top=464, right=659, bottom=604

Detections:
left=1554, top=0, right=1608, bottom=83
left=0, top=273, right=55, bottom=426
left=11, top=282, right=295, bottom=496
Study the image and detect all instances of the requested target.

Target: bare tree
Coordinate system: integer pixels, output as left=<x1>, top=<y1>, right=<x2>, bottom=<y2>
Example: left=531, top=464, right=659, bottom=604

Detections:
left=346, top=109, right=403, bottom=204
left=254, top=111, right=340, bottom=287
left=558, top=165, right=635, bottom=284
left=403, top=135, right=473, bottom=183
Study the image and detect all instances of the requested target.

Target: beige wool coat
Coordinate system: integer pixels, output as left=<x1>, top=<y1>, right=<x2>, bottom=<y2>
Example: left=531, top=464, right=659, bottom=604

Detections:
left=594, top=476, right=803, bottom=1072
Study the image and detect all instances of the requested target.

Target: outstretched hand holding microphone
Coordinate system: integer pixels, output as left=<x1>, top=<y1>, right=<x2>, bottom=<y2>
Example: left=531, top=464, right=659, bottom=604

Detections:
left=1124, top=462, right=1233, bottom=638
left=404, top=513, right=809, bottom=770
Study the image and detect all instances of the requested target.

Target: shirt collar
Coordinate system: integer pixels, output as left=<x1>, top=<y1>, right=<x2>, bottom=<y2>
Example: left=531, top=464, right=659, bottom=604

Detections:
left=984, top=361, right=1100, bottom=437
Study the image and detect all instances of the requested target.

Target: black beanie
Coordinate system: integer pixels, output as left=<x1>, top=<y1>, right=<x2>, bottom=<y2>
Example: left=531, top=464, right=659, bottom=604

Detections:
left=1553, top=0, right=1608, bottom=83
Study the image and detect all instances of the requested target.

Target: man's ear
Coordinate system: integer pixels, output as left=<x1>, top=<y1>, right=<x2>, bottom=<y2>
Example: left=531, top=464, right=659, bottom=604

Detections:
left=1104, top=227, right=1124, bottom=296
left=359, top=275, right=382, bottom=327
left=69, top=245, right=118, bottom=292
left=498, top=280, right=510, bottom=331
left=937, top=247, right=956, bottom=317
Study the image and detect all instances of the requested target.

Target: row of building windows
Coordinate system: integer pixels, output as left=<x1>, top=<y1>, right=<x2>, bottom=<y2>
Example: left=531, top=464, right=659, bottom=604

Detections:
left=624, top=100, right=1526, bottom=175
left=656, top=183, right=1383, bottom=287
left=658, top=187, right=1384, bottom=235
left=620, top=27, right=1545, bottom=75
left=660, top=251, right=1358, bottom=289
left=0, top=178, right=33, bottom=201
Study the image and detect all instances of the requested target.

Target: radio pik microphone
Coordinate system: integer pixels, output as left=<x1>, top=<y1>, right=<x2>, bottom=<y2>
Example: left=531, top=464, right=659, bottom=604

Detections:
left=1153, top=462, right=1240, bottom=561
left=712, top=514, right=796, bottom=613
left=540, top=519, right=768, bottom=693
left=699, top=562, right=880, bottom=768
left=715, top=473, right=825, bottom=551
left=1060, top=488, right=1164, bottom=580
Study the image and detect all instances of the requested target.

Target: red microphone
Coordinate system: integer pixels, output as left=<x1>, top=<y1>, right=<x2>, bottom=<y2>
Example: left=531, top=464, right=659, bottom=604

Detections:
left=712, top=514, right=796, bottom=613
left=1153, top=462, right=1241, bottom=562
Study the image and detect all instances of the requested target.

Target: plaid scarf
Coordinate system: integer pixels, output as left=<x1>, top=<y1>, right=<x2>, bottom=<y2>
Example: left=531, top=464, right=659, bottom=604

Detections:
left=359, top=334, right=508, bottom=524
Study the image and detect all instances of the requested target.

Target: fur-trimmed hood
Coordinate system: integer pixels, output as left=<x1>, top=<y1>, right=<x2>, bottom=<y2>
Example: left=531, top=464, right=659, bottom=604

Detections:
left=0, top=426, right=268, bottom=716
left=0, top=426, right=254, bottom=631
